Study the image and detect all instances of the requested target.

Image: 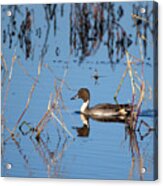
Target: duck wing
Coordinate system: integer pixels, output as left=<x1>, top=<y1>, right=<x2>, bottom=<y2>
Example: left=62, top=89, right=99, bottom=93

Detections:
left=88, top=103, right=136, bottom=122
left=92, top=103, right=134, bottom=110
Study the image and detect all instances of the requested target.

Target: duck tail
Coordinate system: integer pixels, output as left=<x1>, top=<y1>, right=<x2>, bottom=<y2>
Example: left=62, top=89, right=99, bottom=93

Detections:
left=119, top=104, right=136, bottom=116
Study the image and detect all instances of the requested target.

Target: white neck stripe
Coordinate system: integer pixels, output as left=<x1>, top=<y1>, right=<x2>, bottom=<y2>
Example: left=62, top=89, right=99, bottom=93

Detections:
left=80, top=100, right=89, bottom=113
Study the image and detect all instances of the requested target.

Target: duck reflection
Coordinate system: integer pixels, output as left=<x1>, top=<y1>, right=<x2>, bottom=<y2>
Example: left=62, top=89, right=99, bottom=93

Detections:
left=72, top=113, right=90, bottom=137
left=73, top=112, right=131, bottom=137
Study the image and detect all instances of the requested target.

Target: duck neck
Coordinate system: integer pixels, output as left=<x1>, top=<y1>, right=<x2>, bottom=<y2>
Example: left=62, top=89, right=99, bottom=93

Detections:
left=80, top=100, right=90, bottom=113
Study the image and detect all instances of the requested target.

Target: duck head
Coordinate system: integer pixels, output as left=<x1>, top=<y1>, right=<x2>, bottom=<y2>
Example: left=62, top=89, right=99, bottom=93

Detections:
left=71, top=88, right=90, bottom=113
left=71, top=88, right=90, bottom=102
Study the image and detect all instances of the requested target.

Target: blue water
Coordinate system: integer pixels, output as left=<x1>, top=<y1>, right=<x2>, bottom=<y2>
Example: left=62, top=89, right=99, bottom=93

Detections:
left=1, top=2, right=157, bottom=180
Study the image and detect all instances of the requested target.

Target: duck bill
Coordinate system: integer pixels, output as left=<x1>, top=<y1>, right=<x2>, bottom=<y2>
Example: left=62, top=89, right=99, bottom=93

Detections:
left=71, top=94, right=79, bottom=100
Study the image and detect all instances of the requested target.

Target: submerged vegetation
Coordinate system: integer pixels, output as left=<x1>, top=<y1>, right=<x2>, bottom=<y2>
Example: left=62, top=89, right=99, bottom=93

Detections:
left=1, top=2, right=157, bottom=180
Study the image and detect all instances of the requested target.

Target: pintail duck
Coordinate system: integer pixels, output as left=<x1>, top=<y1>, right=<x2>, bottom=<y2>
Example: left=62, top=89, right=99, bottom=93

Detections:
left=71, top=88, right=135, bottom=119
